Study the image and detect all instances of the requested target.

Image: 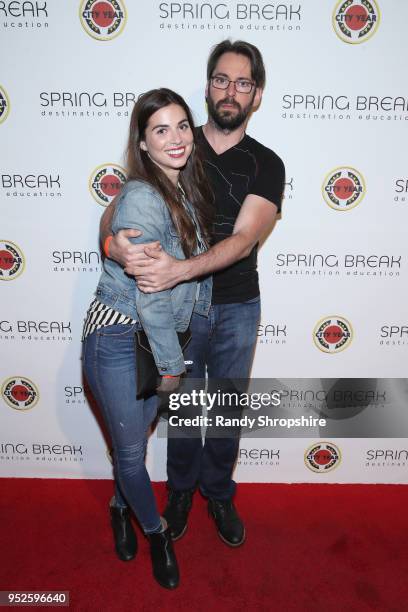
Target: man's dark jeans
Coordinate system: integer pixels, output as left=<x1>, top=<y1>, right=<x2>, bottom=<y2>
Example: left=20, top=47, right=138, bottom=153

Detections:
left=167, top=296, right=261, bottom=500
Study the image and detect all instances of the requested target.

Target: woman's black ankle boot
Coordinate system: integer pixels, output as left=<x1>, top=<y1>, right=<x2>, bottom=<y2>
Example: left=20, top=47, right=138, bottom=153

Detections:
left=110, top=505, right=138, bottom=561
left=147, top=527, right=179, bottom=589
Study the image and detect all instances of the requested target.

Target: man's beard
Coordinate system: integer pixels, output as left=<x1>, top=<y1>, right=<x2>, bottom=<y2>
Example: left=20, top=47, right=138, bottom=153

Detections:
left=207, top=92, right=255, bottom=131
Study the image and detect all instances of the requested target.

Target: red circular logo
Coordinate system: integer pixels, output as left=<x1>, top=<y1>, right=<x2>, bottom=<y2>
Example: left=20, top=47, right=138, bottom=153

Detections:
left=1, top=377, right=39, bottom=410
left=305, top=442, right=341, bottom=472
left=0, top=241, right=25, bottom=280
left=323, top=167, right=366, bottom=211
left=333, top=0, right=380, bottom=44
left=313, top=316, right=353, bottom=353
left=79, top=0, right=127, bottom=41
left=89, top=163, right=127, bottom=206
left=0, top=86, right=10, bottom=124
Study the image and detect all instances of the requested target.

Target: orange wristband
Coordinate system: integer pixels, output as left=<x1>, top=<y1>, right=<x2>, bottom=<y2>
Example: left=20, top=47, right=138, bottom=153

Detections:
left=103, top=235, right=113, bottom=258
left=163, top=375, right=178, bottom=379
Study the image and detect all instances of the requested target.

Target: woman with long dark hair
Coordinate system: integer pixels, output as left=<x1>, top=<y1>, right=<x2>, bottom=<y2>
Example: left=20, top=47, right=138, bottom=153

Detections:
left=82, top=89, right=213, bottom=589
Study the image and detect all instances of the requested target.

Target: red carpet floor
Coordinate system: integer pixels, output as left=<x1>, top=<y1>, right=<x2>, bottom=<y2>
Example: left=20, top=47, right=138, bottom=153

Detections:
left=1, top=479, right=407, bottom=612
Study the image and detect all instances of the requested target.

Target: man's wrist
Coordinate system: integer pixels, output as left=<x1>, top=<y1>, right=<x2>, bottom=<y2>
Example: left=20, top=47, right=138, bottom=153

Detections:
left=178, top=258, right=195, bottom=282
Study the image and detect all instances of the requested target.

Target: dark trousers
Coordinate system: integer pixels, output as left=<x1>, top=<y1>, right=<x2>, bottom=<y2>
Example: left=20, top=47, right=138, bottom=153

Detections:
left=167, top=297, right=260, bottom=500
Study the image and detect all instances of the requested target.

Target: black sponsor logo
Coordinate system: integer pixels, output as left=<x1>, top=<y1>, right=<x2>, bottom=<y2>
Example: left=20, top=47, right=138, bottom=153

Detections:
left=51, top=250, right=101, bottom=273
left=379, top=325, right=408, bottom=348
left=277, top=383, right=386, bottom=412
left=64, top=385, right=87, bottom=404
left=0, top=1, right=49, bottom=30
left=281, top=93, right=408, bottom=122
left=273, top=253, right=402, bottom=278
left=0, top=441, right=84, bottom=463
left=283, top=177, right=294, bottom=201
left=0, top=320, right=72, bottom=343
left=365, top=449, right=408, bottom=467
left=237, top=447, right=280, bottom=466
left=0, top=173, right=62, bottom=198
left=257, top=323, right=287, bottom=345
left=39, top=91, right=136, bottom=119
left=158, top=2, right=302, bottom=33
left=394, top=179, right=408, bottom=203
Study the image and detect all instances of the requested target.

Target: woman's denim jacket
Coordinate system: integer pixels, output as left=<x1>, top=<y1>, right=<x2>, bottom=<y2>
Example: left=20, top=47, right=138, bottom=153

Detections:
left=96, top=180, right=212, bottom=375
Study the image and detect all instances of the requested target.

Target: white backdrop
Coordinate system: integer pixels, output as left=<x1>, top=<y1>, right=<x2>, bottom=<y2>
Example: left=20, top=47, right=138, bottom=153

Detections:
left=1, top=0, right=407, bottom=483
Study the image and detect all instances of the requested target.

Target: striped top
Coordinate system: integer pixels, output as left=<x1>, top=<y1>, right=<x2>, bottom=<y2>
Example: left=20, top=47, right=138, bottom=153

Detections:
left=82, top=299, right=136, bottom=340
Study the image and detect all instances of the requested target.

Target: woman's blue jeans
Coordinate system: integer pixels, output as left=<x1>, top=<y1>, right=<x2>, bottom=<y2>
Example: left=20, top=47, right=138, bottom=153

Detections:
left=82, top=322, right=161, bottom=534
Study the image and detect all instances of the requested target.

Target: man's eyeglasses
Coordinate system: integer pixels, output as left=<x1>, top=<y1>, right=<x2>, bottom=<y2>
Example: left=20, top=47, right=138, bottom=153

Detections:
left=210, top=76, right=255, bottom=94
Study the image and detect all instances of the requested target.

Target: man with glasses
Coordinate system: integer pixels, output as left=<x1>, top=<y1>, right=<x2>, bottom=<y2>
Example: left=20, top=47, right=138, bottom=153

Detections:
left=100, top=39, right=285, bottom=553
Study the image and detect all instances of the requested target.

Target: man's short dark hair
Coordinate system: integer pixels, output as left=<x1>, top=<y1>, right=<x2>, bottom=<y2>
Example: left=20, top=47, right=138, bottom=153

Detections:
left=206, top=39, right=266, bottom=90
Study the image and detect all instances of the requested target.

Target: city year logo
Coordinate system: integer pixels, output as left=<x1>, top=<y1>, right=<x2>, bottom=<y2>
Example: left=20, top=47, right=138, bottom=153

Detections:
left=333, top=0, right=380, bottom=44
left=89, top=163, right=126, bottom=206
left=0, top=86, right=10, bottom=124
left=1, top=376, right=39, bottom=410
left=322, top=167, right=365, bottom=210
left=0, top=241, right=25, bottom=280
left=313, top=316, right=353, bottom=353
left=305, top=442, right=341, bottom=472
left=79, top=0, right=127, bottom=41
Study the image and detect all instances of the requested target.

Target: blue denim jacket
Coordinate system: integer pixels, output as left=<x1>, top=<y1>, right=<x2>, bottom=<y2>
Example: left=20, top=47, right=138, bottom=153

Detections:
left=96, top=180, right=212, bottom=375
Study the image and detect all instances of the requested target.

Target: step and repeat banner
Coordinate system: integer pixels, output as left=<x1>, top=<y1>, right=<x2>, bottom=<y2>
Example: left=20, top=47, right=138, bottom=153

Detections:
left=1, top=1, right=407, bottom=484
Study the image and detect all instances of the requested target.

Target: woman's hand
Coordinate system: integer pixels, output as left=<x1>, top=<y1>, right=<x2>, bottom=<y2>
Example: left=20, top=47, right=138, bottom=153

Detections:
left=157, top=375, right=181, bottom=393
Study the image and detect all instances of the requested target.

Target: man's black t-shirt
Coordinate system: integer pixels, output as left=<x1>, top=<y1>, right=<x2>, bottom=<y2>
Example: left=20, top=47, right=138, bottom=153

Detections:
left=196, top=127, right=285, bottom=304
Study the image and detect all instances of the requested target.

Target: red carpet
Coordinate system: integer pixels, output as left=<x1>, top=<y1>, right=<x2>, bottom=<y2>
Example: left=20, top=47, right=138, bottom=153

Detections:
left=1, top=479, right=407, bottom=611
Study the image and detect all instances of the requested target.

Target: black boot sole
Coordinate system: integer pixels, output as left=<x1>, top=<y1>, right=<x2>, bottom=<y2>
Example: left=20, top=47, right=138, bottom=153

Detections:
left=170, top=523, right=188, bottom=542
left=217, top=527, right=246, bottom=547
left=154, top=576, right=179, bottom=590
left=114, top=548, right=136, bottom=562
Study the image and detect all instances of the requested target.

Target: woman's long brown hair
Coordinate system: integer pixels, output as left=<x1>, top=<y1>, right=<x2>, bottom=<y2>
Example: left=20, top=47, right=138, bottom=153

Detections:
left=126, top=88, right=214, bottom=257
